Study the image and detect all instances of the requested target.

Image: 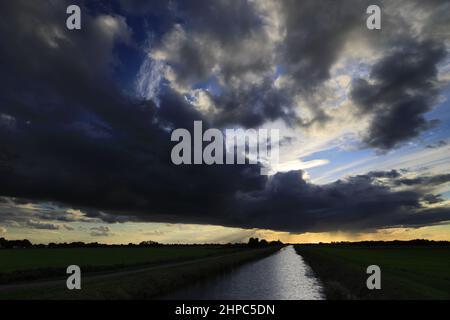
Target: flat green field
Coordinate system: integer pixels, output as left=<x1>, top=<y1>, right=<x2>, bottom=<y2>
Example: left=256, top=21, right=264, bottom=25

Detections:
left=0, top=246, right=240, bottom=282
left=294, top=245, right=450, bottom=299
left=0, top=247, right=279, bottom=299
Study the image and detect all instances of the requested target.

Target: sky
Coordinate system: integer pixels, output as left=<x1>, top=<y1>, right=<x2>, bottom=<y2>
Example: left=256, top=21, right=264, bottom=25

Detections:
left=0, top=0, right=449, bottom=244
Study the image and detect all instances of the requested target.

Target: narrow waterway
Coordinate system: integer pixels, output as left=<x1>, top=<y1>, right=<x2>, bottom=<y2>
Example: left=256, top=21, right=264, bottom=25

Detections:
left=163, top=245, right=324, bottom=300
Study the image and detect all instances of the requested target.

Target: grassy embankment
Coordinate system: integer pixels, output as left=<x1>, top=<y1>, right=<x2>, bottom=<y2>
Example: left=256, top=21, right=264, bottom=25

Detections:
left=0, top=246, right=239, bottom=283
left=294, top=245, right=450, bottom=300
left=0, top=246, right=280, bottom=299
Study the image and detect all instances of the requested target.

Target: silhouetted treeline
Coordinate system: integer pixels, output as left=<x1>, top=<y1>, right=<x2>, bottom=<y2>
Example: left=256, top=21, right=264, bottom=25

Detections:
left=305, top=239, right=450, bottom=246
left=248, top=237, right=283, bottom=248
left=0, top=237, right=284, bottom=249
left=4, top=237, right=449, bottom=249
left=0, top=238, right=32, bottom=249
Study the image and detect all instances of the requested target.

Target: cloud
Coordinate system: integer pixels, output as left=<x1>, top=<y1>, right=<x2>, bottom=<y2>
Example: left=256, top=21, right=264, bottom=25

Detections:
left=26, top=220, right=60, bottom=230
left=0, top=1, right=449, bottom=237
left=90, top=226, right=111, bottom=237
left=0, top=226, right=6, bottom=234
left=351, top=40, right=447, bottom=150
left=426, top=140, right=448, bottom=149
left=277, top=0, right=376, bottom=90
left=366, top=170, right=402, bottom=179
left=228, top=170, right=450, bottom=232
left=63, top=224, right=75, bottom=231
left=144, top=0, right=294, bottom=128
left=142, top=0, right=450, bottom=148
left=144, top=1, right=382, bottom=129
left=143, top=230, right=165, bottom=236
left=395, top=174, right=450, bottom=187
left=422, top=194, right=445, bottom=205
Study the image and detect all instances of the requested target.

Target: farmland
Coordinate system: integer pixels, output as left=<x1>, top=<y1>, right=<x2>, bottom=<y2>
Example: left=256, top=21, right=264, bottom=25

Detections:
left=0, top=246, right=280, bottom=299
left=294, top=244, right=450, bottom=299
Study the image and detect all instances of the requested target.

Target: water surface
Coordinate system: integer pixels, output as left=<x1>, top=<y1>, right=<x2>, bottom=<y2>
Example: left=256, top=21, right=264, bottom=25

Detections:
left=163, top=245, right=324, bottom=300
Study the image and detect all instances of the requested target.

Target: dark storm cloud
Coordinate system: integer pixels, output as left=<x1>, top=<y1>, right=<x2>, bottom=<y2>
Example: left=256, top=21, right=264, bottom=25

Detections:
left=124, top=0, right=450, bottom=146
left=351, top=40, right=447, bottom=150
left=422, top=194, right=445, bottom=205
left=211, top=81, right=296, bottom=128
left=228, top=170, right=450, bottom=232
left=34, top=208, right=97, bottom=223
left=426, top=140, right=448, bottom=149
left=394, top=207, right=450, bottom=228
left=151, top=0, right=266, bottom=88
left=278, top=0, right=378, bottom=90
left=0, top=0, right=265, bottom=226
left=0, top=1, right=450, bottom=234
left=0, top=197, right=102, bottom=229
left=149, top=0, right=380, bottom=128
left=146, top=0, right=284, bottom=128
left=146, top=0, right=450, bottom=148
left=118, top=0, right=170, bottom=16
left=395, top=174, right=450, bottom=187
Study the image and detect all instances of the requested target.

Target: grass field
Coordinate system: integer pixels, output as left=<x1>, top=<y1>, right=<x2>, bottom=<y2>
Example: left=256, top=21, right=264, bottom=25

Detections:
left=0, top=247, right=240, bottom=273
left=0, top=246, right=242, bottom=284
left=294, top=245, right=450, bottom=300
left=0, top=247, right=280, bottom=299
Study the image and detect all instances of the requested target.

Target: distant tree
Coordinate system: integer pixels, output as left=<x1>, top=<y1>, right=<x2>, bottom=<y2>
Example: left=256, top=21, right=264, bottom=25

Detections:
left=21, top=239, right=32, bottom=248
left=139, top=240, right=160, bottom=247
left=4, top=239, right=33, bottom=249
left=248, top=237, right=260, bottom=247
left=0, top=237, right=7, bottom=248
left=269, top=240, right=283, bottom=246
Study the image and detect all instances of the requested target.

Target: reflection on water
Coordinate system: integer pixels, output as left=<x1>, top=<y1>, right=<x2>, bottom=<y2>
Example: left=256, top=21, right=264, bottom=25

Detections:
left=163, top=245, right=324, bottom=300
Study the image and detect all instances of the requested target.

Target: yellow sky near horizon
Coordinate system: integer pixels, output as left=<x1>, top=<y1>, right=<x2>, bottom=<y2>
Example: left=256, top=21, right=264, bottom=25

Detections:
left=2, top=221, right=449, bottom=245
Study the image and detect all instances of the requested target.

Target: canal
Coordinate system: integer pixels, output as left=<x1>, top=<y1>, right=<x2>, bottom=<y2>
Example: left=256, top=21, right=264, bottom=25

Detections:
left=163, top=245, right=324, bottom=300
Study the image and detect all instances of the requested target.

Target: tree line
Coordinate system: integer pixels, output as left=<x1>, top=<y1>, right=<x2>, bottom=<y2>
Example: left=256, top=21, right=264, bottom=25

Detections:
left=0, top=237, right=284, bottom=249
